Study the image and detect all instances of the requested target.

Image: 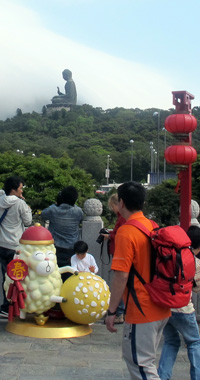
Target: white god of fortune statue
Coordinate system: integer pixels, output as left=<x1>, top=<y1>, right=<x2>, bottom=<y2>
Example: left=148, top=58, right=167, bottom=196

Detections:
left=4, top=223, right=77, bottom=325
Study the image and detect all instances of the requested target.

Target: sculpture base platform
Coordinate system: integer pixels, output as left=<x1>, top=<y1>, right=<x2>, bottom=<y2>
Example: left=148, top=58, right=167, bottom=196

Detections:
left=6, top=315, right=92, bottom=339
left=46, top=104, right=71, bottom=114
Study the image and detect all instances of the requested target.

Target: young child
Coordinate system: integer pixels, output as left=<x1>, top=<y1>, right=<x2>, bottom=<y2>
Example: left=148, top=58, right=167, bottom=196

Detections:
left=71, top=240, right=98, bottom=274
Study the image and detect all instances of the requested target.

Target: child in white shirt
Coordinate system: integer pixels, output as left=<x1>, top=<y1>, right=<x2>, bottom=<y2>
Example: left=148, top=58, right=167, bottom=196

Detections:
left=71, top=240, right=98, bottom=274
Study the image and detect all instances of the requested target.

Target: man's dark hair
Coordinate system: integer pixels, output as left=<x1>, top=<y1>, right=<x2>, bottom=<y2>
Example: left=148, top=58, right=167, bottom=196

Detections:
left=4, top=176, right=24, bottom=195
left=187, top=225, right=200, bottom=249
left=117, top=181, right=146, bottom=212
left=74, top=240, right=88, bottom=254
left=56, top=191, right=62, bottom=206
left=60, top=186, right=78, bottom=206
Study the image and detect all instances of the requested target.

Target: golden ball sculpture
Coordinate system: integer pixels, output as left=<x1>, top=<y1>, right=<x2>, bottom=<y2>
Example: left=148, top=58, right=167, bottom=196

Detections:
left=60, top=272, right=110, bottom=324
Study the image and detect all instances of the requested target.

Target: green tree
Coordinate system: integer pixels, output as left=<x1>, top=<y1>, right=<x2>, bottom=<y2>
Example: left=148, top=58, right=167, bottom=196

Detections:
left=16, top=108, right=22, bottom=117
left=192, top=155, right=200, bottom=205
left=72, top=148, right=105, bottom=182
left=0, top=105, right=198, bottom=184
left=144, top=180, right=180, bottom=226
left=0, top=152, right=94, bottom=213
left=42, top=105, right=47, bottom=116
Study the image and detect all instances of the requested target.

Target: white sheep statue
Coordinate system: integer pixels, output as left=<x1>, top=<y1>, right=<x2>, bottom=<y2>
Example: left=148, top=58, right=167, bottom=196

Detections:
left=4, top=223, right=77, bottom=325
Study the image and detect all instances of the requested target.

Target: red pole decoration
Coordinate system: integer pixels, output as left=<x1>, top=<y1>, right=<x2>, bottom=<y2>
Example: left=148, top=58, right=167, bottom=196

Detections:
left=164, top=91, right=197, bottom=231
left=164, top=145, right=197, bottom=165
left=6, top=259, right=28, bottom=322
left=165, top=113, right=197, bottom=134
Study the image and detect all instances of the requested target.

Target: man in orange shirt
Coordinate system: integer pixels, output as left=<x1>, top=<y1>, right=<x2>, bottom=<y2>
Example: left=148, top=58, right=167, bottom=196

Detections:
left=106, top=181, right=170, bottom=380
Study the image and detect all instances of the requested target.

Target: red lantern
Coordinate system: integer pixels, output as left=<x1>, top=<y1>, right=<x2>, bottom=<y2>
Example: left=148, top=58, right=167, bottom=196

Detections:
left=165, top=145, right=197, bottom=165
left=165, top=114, right=197, bottom=134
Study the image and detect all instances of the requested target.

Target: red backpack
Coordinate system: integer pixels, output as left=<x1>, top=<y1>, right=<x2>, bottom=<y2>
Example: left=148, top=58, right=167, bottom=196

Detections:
left=126, top=220, right=195, bottom=312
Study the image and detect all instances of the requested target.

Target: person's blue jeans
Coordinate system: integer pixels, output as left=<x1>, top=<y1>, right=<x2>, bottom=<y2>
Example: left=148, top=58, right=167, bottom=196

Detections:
left=158, top=311, right=200, bottom=380
left=0, top=247, right=16, bottom=311
left=56, top=246, right=74, bottom=282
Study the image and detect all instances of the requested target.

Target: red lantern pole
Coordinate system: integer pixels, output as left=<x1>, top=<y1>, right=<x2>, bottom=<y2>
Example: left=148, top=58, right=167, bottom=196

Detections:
left=165, top=91, right=197, bottom=232
left=178, top=130, right=192, bottom=231
left=180, top=163, right=191, bottom=231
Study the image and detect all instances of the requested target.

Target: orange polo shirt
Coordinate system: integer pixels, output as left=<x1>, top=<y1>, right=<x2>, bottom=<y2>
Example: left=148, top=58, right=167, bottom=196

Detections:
left=112, top=211, right=171, bottom=324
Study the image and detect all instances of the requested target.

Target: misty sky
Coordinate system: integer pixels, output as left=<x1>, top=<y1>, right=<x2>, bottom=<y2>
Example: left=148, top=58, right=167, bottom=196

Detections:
left=0, top=0, right=200, bottom=119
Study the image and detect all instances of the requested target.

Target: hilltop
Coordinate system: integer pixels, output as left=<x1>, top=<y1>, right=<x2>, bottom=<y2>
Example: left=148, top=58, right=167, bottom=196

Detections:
left=1, top=104, right=200, bottom=184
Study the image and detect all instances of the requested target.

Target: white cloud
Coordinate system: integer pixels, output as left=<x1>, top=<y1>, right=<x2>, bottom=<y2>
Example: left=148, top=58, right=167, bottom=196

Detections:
left=0, top=1, right=173, bottom=119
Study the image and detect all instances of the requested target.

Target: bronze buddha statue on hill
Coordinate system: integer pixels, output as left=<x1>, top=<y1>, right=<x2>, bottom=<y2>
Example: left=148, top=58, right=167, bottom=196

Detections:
left=51, top=69, right=77, bottom=106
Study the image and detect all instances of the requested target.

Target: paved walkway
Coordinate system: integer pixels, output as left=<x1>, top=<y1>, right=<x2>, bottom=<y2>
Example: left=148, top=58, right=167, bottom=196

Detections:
left=0, top=270, right=191, bottom=380
left=0, top=317, right=191, bottom=380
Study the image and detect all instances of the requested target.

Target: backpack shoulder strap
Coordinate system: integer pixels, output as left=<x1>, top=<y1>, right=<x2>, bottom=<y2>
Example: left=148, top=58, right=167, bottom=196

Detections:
left=125, top=219, right=154, bottom=284
left=99, top=240, right=110, bottom=265
left=126, top=264, right=146, bottom=316
left=125, top=219, right=157, bottom=237
left=0, top=208, right=9, bottom=225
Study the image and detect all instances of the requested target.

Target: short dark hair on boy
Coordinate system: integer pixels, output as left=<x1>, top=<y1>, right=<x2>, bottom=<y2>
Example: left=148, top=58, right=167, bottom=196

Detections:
left=117, top=181, right=146, bottom=212
left=4, top=176, right=24, bottom=196
left=60, top=186, right=78, bottom=206
left=74, top=240, right=88, bottom=254
left=56, top=191, right=62, bottom=206
left=187, top=225, right=200, bottom=249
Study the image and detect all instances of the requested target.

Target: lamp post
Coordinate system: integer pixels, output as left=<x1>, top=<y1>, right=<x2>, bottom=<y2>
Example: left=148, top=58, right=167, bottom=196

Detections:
left=105, top=155, right=111, bottom=185
left=152, top=149, right=156, bottom=172
left=153, top=111, right=161, bottom=184
left=130, top=139, right=134, bottom=181
left=154, top=151, right=157, bottom=174
left=149, top=142, right=154, bottom=173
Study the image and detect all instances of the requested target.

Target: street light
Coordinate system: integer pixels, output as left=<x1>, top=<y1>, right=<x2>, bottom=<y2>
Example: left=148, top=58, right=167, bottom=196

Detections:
left=105, top=155, right=111, bottom=185
left=153, top=111, right=161, bottom=184
left=152, top=149, right=156, bottom=172
left=130, top=139, right=134, bottom=181
left=149, top=142, right=154, bottom=173
left=154, top=151, right=157, bottom=174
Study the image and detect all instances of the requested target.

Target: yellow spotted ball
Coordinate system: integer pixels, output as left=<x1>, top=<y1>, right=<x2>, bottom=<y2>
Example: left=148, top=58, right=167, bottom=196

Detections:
left=60, top=272, right=110, bottom=324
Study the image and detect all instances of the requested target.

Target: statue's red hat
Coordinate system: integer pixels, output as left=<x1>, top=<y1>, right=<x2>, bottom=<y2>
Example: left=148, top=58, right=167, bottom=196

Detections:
left=20, top=223, right=54, bottom=245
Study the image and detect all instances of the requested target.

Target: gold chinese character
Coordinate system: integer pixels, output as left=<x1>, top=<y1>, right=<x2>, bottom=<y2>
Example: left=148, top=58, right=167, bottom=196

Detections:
left=11, top=262, right=26, bottom=280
